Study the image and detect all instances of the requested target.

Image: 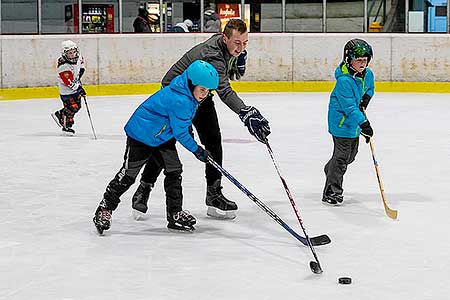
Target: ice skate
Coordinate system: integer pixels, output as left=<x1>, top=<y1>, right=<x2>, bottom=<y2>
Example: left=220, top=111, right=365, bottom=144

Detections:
left=206, top=179, right=237, bottom=220
left=93, top=199, right=112, bottom=235
left=167, top=210, right=196, bottom=232
left=62, top=126, right=75, bottom=135
left=322, top=193, right=343, bottom=206
left=51, top=111, right=65, bottom=128
left=132, top=182, right=153, bottom=220
left=52, top=111, right=74, bottom=136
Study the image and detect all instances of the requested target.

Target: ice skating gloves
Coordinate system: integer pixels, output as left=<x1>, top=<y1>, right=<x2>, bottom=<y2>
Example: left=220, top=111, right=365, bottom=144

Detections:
left=360, top=120, right=373, bottom=143
left=239, top=106, right=271, bottom=143
left=228, top=50, right=247, bottom=81
left=194, top=146, right=210, bottom=163
left=79, top=86, right=86, bottom=97
left=236, top=50, right=247, bottom=77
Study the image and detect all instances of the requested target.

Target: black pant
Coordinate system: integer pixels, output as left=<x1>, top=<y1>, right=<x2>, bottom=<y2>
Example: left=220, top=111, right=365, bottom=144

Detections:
left=140, top=95, right=222, bottom=186
left=103, top=137, right=183, bottom=215
left=323, top=136, right=359, bottom=197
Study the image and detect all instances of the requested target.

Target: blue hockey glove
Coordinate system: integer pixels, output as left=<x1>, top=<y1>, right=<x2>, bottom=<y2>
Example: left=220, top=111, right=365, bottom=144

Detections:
left=360, top=121, right=373, bottom=143
left=237, top=50, right=247, bottom=77
left=193, top=146, right=210, bottom=163
left=239, top=106, right=271, bottom=143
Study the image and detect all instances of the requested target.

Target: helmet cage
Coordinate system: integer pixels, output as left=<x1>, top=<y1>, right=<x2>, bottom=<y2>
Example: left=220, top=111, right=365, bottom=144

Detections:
left=61, top=41, right=79, bottom=64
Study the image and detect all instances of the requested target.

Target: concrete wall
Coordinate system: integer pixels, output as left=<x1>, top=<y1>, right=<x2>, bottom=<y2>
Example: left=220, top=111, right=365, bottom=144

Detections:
left=1, top=33, right=450, bottom=89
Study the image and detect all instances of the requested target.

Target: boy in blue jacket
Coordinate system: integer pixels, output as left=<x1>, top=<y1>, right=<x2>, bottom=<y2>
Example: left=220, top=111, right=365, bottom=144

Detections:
left=322, top=39, right=374, bottom=206
left=93, top=60, right=219, bottom=233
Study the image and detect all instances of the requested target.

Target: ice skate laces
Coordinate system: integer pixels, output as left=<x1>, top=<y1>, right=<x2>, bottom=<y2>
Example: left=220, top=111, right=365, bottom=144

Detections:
left=99, top=207, right=112, bottom=222
left=173, top=210, right=191, bottom=222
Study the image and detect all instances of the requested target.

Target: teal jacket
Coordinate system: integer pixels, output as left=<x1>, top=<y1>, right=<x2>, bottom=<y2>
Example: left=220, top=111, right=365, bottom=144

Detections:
left=327, top=63, right=374, bottom=138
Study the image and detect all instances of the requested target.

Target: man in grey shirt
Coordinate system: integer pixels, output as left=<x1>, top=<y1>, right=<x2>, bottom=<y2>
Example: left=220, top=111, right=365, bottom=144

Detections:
left=132, top=19, right=270, bottom=220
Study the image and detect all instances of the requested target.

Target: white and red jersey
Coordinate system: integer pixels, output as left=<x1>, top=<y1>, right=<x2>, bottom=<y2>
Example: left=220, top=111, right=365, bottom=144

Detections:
left=57, top=55, right=85, bottom=96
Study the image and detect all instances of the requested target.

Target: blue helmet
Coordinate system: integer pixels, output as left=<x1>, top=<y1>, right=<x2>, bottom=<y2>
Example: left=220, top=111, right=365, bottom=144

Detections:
left=186, top=60, right=219, bottom=90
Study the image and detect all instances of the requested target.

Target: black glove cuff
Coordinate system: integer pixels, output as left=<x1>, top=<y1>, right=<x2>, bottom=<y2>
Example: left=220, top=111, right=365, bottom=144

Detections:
left=360, top=120, right=370, bottom=129
left=362, top=93, right=371, bottom=104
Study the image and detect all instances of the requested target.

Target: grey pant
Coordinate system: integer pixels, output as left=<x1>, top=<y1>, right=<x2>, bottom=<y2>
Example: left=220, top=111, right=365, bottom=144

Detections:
left=323, top=136, right=359, bottom=197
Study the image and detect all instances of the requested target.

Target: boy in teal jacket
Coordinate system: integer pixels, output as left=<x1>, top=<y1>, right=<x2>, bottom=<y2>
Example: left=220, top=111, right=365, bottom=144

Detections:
left=93, top=60, right=219, bottom=233
left=322, top=39, right=374, bottom=206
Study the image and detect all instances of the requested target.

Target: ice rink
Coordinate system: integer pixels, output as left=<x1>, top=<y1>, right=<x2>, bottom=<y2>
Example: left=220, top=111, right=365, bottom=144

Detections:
left=1, top=92, right=449, bottom=300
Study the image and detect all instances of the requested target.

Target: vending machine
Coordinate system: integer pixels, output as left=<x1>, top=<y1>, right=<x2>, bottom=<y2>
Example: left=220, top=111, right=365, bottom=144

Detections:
left=68, top=4, right=114, bottom=33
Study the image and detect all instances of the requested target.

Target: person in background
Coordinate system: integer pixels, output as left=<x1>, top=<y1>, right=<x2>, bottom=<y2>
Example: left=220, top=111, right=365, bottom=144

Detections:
left=51, top=40, right=86, bottom=135
left=148, top=14, right=160, bottom=32
left=204, top=5, right=221, bottom=33
left=92, top=60, right=219, bottom=234
left=133, top=7, right=152, bottom=33
left=322, top=38, right=375, bottom=206
left=171, top=19, right=193, bottom=32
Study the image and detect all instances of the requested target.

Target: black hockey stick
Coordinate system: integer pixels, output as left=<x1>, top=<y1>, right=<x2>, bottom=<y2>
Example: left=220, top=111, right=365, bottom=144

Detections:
left=265, top=141, right=329, bottom=274
left=83, top=96, right=97, bottom=140
left=207, top=157, right=328, bottom=249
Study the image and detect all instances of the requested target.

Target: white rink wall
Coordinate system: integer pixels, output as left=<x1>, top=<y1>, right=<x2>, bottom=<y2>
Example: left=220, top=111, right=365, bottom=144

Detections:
left=1, top=33, right=450, bottom=88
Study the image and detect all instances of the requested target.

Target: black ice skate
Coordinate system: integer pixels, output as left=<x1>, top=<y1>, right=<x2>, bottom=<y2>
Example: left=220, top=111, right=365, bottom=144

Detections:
left=322, top=193, right=343, bottom=206
left=93, top=199, right=112, bottom=235
left=62, top=126, right=75, bottom=135
left=132, top=182, right=154, bottom=220
left=51, top=112, right=74, bottom=136
left=51, top=111, right=64, bottom=128
left=167, top=210, right=196, bottom=232
left=206, top=179, right=237, bottom=220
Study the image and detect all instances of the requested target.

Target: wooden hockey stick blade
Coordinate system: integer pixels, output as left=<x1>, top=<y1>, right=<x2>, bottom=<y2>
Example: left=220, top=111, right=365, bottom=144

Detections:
left=383, top=201, right=398, bottom=219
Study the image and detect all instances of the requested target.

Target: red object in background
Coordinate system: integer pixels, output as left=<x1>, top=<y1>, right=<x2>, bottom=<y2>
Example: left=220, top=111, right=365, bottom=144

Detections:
left=106, top=6, right=114, bottom=32
left=217, top=4, right=240, bottom=19
left=73, top=4, right=79, bottom=33
left=71, top=4, right=114, bottom=33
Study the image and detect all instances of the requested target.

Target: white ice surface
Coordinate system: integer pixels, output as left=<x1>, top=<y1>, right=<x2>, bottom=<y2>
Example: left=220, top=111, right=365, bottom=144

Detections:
left=1, top=93, right=449, bottom=300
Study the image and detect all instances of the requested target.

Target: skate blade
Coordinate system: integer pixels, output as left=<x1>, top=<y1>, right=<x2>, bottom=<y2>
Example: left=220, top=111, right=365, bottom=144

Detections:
left=207, top=207, right=236, bottom=220
left=132, top=209, right=147, bottom=221
left=62, top=131, right=75, bottom=137
left=51, top=113, right=63, bottom=128
left=168, top=226, right=195, bottom=233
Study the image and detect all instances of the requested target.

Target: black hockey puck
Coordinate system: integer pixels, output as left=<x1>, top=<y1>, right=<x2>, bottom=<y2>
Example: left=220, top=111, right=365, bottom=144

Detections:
left=338, top=277, right=352, bottom=284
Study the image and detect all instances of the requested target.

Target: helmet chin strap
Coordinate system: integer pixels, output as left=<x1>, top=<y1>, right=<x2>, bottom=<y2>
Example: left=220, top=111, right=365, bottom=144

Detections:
left=344, top=61, right=366, bottom=77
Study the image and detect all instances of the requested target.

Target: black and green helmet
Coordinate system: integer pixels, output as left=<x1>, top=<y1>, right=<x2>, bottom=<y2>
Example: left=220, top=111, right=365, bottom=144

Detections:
left=343, top=38, right=373, bottom=66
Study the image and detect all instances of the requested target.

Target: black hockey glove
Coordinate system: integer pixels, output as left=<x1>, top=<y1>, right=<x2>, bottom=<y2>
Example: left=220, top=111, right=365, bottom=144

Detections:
left=78, top=86, right=87, bottom=97
left=237, top=50, right=247, bottom=77
left=360, top=121, right=373, bottom=143
left=239, top=106, right=271, bottom=143
left=193, top=146, right=210, bottom=163
left=359, top=93, right=371, bottom=112
left=79, top=68, right=85, bottom=80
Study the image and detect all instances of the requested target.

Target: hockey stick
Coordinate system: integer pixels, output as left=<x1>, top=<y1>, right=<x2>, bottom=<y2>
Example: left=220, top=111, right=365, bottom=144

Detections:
left=363, top=109, right=397, bottom=219
left=83, top=96, right=97, bottom=140
left=264, top=141, right=327, bottom=274
left=207, top=157, right=326, bottom=274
